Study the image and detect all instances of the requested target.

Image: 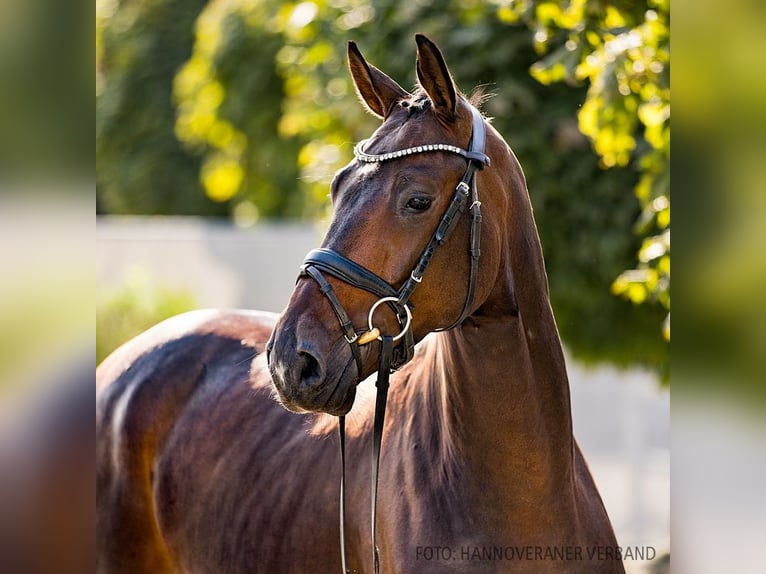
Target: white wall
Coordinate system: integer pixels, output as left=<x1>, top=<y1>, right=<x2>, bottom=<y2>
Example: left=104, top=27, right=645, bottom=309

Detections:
left=97, top=216, right=323, bottom=312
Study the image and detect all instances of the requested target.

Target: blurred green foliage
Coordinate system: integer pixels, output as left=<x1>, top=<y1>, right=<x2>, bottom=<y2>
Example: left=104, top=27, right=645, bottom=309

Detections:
left=507, top=0, right=670, bottom=346
left=674, top=0, right=766, bottom=399
left=96, top=270, right=197, bottom=364
left=96, top=0, right=669, bottom=377
left=97, top=0, right=219, bottom=215
left=0, top=0, right=89, bottom=180
left=173, top=0, right=306, bottom=217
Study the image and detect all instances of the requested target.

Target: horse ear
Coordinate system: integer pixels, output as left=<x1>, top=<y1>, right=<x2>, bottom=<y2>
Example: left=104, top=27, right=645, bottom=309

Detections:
left=415, top=34, right=457, bottom=120
left=348, top=41, right=408, bottom=119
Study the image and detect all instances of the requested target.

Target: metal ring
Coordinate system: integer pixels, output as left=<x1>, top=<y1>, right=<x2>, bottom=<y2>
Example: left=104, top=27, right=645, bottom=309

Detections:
left=367, top=297, right=412, bottom=342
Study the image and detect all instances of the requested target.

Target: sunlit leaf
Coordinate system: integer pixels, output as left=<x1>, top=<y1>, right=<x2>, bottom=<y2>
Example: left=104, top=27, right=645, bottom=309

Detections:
left=202, top=156, right=244, bottom=202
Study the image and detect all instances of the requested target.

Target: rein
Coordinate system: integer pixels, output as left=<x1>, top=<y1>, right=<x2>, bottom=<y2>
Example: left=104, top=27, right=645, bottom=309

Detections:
left=298, top=105, right=489, bottom=573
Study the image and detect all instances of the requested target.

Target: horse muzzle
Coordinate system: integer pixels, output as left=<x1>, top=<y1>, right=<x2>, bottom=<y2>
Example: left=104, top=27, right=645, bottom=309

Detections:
left=266, top=319, right=357, bottom=415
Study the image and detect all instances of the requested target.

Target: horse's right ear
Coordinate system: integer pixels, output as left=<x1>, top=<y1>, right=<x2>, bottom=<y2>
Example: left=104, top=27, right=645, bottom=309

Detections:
left=348, top=41, right=409, bottom=119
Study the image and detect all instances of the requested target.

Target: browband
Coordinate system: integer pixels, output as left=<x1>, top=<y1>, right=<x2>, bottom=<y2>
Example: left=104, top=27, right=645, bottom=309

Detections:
left=354, top=108, right=490, bottom=168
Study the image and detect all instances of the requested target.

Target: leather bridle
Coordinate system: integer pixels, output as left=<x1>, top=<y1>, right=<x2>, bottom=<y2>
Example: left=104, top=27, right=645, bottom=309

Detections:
left=298, top=105, right=490, bottom=574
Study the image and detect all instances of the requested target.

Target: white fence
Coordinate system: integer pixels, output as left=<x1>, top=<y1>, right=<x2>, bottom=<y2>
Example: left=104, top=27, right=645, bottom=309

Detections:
left=97, top=216, right=669, bottom=571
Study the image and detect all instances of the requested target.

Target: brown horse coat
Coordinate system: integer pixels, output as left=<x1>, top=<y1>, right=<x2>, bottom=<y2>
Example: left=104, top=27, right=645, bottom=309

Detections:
left=97, top=36, right=624, bottom=573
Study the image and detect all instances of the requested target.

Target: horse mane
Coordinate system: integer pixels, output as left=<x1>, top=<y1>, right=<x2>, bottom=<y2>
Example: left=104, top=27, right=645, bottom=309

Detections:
left=399, top=87, right=493, bottom=116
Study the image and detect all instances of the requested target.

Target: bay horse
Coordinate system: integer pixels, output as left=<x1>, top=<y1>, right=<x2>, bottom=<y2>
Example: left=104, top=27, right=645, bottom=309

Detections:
left=96, top=35, right=623, bottom=573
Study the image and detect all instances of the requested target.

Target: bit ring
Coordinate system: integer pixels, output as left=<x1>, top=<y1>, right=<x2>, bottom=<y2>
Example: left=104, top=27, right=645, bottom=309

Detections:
left=366, top=297, right=412, bottom=342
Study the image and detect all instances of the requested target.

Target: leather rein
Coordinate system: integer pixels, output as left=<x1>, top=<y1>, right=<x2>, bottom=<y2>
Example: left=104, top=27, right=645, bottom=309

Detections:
left=298, top=106, right=489, bottom=573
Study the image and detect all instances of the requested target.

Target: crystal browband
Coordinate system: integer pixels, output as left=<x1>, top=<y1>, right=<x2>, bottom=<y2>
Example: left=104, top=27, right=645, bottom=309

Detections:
left=353, top=140, right=489, bottom=165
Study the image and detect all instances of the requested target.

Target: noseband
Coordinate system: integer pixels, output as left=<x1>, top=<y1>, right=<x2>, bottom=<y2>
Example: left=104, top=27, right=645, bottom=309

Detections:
left=298, top=105, right=489, bottom=574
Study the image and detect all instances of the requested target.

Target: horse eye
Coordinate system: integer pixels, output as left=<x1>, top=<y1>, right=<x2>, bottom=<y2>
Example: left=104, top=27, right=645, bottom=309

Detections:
left=405, top=197, right=432, bottom=212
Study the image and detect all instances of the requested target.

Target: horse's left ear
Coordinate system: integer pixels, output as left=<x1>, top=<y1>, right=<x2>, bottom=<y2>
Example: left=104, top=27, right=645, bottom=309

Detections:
left=415, top=34, right=457, bottom=120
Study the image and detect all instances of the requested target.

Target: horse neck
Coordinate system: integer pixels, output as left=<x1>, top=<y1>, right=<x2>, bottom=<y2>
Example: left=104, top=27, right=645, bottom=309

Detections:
left=423, top=161, right=577, bottom=515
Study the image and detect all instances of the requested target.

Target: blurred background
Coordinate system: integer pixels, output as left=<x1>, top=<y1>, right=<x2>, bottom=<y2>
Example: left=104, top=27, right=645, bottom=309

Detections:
left=9, top=0, right=766, bottom=572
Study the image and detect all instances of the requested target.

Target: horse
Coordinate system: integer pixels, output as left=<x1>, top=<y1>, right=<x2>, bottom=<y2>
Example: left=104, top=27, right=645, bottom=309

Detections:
left=96, top=35, right=624, bottom=573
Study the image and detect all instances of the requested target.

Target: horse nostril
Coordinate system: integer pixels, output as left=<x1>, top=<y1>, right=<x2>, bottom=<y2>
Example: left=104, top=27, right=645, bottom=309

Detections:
left=298, top=351, right=323, bottom=385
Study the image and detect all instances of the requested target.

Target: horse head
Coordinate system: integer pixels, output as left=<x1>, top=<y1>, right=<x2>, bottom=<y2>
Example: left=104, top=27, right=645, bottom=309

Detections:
left=268, top=35, right=517, bottom=415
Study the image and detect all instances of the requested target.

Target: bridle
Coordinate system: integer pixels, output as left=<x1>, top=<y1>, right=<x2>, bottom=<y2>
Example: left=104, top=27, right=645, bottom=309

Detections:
left=298, top=105, right=490, bottom=573
left=300, top=105, right=489, bottom=379
left=300, top=105, right=489, bottom=573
